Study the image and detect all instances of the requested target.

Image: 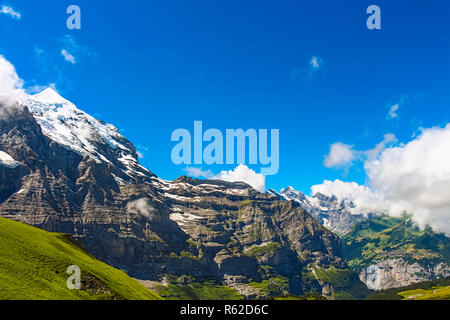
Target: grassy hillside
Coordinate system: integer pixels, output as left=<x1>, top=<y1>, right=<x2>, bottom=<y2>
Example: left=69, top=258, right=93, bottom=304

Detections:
left=0, top=217, right=162, bottom=300
left=342, top=215, right=450, bottom=273
left=366, top=277, right=450, bottom=300
left=147, top=281, right=244, bottom=300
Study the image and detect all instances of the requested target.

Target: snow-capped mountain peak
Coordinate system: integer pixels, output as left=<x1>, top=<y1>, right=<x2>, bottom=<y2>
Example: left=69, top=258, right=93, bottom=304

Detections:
left=32, top=88, right=69, bottom=104
left=281, top=186, right=307, bottom=200
left=19, top=88, right=152, bottom=183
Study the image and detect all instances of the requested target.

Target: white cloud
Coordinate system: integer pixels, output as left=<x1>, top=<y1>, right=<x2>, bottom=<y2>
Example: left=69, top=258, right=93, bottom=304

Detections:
left=311, top=180, right=388, bottom=216
left=215, top=164, right=266, bottom=192
left=365, top=133, right=397, bottom=161
left=0, top=5, right=21, bottom=20
left=183, top=165, right=266, bottom=192
left=0, top=55, right=25, bottom=114
left=0, top=55, right=24, bottom=96
left=324, top=142, right=356, bottom=168
left=184, top=167, right=213, bottom=179
left=61, top=49, right=76, bottom=64
left=324, top=134, right=397, bottom=169
left=0, top=55, right=27, bottom=118
left=126, top=198, right=157, bottom=219
left=315, top=125, right=450, bottom=236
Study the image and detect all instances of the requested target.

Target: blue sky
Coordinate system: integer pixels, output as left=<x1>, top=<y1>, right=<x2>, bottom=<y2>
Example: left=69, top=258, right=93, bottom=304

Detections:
left=1, top=0, right=449, bottom=193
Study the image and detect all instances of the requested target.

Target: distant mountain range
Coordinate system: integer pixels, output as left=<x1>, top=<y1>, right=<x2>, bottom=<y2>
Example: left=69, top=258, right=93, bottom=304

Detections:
left=268, top=187, right=450, bottom=291
left=267, top=187, right=366, bottom=236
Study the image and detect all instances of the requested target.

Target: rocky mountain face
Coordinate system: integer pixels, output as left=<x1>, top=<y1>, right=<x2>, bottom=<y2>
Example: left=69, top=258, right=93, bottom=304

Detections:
left=268, top=188, right=450, bottom=291
left=267, top=187, right=366, bottom=236
left=359, top=259, right=450, bottom=291
left=0, top=90, right=368, bottom=299
left=343, top=216, right=450, bottom=290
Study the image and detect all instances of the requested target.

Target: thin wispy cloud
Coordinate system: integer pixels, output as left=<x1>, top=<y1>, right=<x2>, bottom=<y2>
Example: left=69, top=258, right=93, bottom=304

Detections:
left=136, top=145, right=150, bottom=159
left=60, top=34, right=96, bottom=64
left=61, top=49, right=76, bottom=64
left=308, top=55, right=323, bottom=78
left=291, top=55, right=324, bottom=80
left=309, top=56, right=321, bottom=70
left=387, top=94, right=410, bottom=120
left=0, top=5, right=21, bottom=20
left=33, top=46, right=73, bottom=92
left=388, top=104, right=399, bottom=119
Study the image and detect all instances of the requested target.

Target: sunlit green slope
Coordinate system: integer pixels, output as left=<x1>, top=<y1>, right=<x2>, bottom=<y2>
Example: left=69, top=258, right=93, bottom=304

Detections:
left=0, top=217, right=162, bottom=300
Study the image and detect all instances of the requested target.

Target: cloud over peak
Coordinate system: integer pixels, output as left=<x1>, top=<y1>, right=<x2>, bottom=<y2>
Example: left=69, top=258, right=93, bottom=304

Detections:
left=0, top=55, right=23, bottom=96
left=215, top=164, right=266, bottom=192
left=184, top=164, right=266, bottom=192
left=324, top=142, right=355, bottom=168
left=316, top=124, right=450, bottom=236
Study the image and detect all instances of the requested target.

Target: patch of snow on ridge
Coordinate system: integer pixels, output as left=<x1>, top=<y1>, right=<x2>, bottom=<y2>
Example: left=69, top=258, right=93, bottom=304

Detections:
left=170, top=212, right=204, bottom=230
left=0, top=151, right=15, bottom=162
left=0, top=151, right=20, bottom=168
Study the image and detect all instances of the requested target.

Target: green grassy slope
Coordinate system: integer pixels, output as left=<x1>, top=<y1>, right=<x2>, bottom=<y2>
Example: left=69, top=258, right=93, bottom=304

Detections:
left=366, top=277, right=450, bottom=300
left=150, top=281, right=244, bottom=300
left=0, top=217, right=162, bottom=300
left=342, top=215, right=450, bottom=273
